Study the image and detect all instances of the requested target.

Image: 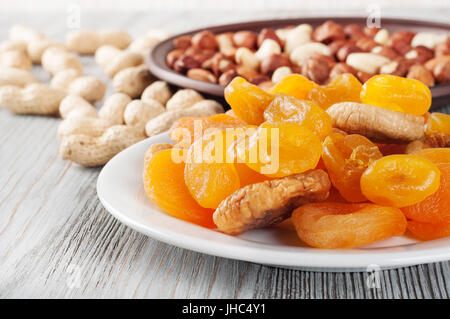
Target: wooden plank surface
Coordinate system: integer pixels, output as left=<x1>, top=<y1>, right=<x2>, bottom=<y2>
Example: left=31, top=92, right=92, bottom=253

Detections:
left=1, top=6, right=450, bottom=298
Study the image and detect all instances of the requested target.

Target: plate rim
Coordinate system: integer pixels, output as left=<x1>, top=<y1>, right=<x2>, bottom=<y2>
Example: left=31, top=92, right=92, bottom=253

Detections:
left=97, top=134, right=450, bottom=271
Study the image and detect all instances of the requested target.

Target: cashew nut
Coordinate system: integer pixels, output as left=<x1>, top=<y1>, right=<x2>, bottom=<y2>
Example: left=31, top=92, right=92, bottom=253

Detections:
left=346, top=53, right=390, bottom=74
left=290, top=42, right=331, bottom=66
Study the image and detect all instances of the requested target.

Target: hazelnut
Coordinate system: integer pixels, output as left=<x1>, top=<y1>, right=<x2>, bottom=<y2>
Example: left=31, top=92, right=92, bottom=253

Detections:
left=344, top=24, right=365, bottom=40
left=301, top=55, right=330, bottom=84
left=185, top=47, right=215, bottom=64
left=187, top=68, right=217, bottom=83
left=435, top=41, right=450, bottom=57
left=173, top=54, right=201, bottom=73
left=433, top=60, right=450, bottom=83
left=328, top=40, right=348, bottom=56
left=260, top=53, right=290, bottom=75
left=336, top=44, right=362, bottom=61
left=233, top=31, right=257, bottom=49
left=211, top=53, right=236, bottom=76
left=405, top=45, right=434, bottom=64
left=390, top=31, right=416, bottom=45
left=191, top=30, right=217, bottom=50
left=355, top=37, right=378, bottom=51
left=166, top=49, right=185, bottom=67
left=329, top=63, right=357, bottom=78
left=407, top=64, right=435, bottom=86
left=248, top=74, right=270, bottom=85
left=257, top=28, right=282, bottom=48
left=388, top=31, right=415, bottom=55
left=218, top=69, right=238, bottom=86
left=315, top=54, right=336, bottom=69
left=313, top=20, right=346, bottom=44
left=173, top=35, right=191, bottom=50
left=363, top=26, right=380, bottom=39
left=371, top=46, right=399, bottom=60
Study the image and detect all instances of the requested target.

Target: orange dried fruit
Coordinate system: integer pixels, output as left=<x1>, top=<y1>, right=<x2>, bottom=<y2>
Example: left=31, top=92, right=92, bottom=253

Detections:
left=263, top=95, right=332, bottom=140
left=322, top=133, right=382, bottom=202
left=360, top=74, right=432, bottom=116
left=269, top=74, right=318, bottom=100
left=426, top=112, right=450, bottom=135
left=407, top=220, right=450, bottom=241
left=307, top=73, right=362, bottom=109
left=360, top=154, right=441, bottom=207
left=224, top=76, right=274, bottom=125
left=236, top=122, right=322, bottom=177
left=292, top=202, right=407, bottom=249
left=402, top=148, right=450, bottom=225
left=184, top=130, right=241, bottom=209
left=143, top=149, right=214, bottom=228
left=169, top=113, right=246, bottom=147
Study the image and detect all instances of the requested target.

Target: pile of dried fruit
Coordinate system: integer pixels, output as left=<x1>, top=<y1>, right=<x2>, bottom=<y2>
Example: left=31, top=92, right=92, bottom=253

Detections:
left=167, top=20, right=450, bottom=87
left=143, top=73, right=450, bottom=249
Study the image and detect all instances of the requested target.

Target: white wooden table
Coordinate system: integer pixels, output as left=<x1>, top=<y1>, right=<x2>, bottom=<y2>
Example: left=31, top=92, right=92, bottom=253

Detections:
left=1, top=5, right=450, bottom=298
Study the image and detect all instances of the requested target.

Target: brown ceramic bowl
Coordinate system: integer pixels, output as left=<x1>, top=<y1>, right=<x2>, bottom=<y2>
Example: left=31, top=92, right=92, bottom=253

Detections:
left=147, top=17, right=450, bottom=109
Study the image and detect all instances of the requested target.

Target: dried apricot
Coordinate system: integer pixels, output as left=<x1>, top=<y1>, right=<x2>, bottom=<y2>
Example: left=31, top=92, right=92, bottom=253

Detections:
left=322, top=133, right=382, bottom=202
left=402, top=148, right=450, bottom=224
left=360, top=154, right=441, bottom=207
left=236, top=122, right=322, bottom=177
left=263, top=95, right=332, bottom=140
left=224, top=76, right=274, bottom=125
left=269, top=74, right=318, bottom=100
left=143, top=149, right=215, bottom=227
left=169, top=114, right=246, bottom=147
left=360, top=74, right=431, bottom=116
left=426, top=112, right=450, bottom=136
left=184, top=130, right=240, bottom=209
left=292, top=202, right=407, bottom=249
left=410, top=148, right=450, bottom=164
left=307, top=73, right=362, bottom=109
left=407, top=220, right=450, bottom=240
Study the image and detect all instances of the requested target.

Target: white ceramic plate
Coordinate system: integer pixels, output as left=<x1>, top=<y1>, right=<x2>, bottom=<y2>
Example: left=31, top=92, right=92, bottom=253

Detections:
left=97, top=133, right=450, bottom=272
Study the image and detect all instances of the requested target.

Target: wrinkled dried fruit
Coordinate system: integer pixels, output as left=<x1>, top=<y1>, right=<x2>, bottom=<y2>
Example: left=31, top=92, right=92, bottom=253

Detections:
left=214, top=170, right=331, bottom=235
left=292, top=202, right=407, bottom=248
left=263, top=95, right=332, bottom=140
left=224, top=76, right=274, bottom=125
left=360, top=154, right=441, bottom=207
left=268, top=74, right=318, bottom=100
left=360, top=74, right=432, bottom=115
left=143, top=149, right=214, bottom=227
left=236, top=122, right=322, bottom=177
left=307, top=73, right=362, bottom=109
left=322, top=133, right=382, bottom=202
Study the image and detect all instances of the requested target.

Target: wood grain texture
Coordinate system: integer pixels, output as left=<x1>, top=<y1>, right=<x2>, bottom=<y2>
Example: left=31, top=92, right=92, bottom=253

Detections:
left=0, top=7, right=450, bottom=299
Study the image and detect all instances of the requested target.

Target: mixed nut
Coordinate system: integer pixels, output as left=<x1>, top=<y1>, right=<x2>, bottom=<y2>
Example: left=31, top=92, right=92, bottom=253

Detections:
left=167, top=20, right=450, bottom=87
